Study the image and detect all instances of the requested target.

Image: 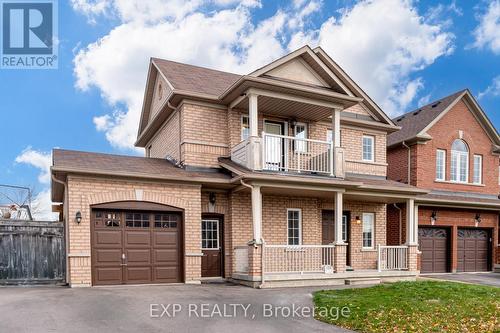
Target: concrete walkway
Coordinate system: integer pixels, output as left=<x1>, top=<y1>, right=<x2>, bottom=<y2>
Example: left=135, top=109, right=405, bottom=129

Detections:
left=0, top=282, right=355, bottom=333
left=421, top=272, right=500, bottom=287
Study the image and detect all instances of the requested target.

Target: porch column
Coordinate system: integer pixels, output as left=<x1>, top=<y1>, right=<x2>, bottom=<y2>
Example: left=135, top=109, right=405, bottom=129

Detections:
left=334, top=191, right=344, bottom=244
left=251, top=185, right=262, bottom=243
left=406, top=198, right=418, bottom=245
left=248, top=93, right=259, bottom=137
left=331, top=108, right=341, bottom=148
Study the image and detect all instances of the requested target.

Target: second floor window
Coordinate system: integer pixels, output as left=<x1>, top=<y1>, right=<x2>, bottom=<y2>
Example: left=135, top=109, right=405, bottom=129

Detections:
left=436, top=149, right=446, bottom=181
left=473, top=155, right=482, bottom=184
left=362, top=135, right=375, bottom=162
left=450, top=139, right=468, bottom=183
left=241, top=115, right=249, bottom=141
left=294, top=123, right=307, bottom=153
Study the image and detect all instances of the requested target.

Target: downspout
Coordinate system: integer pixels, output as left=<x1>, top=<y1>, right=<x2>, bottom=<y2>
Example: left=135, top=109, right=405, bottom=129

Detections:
left=240, top=179, right=265, bottom=288
left=393, top=203, right=403, bottom=245
left=52, top=174, right=70, bottom=285
left=402, top=141, right=411, bottom=184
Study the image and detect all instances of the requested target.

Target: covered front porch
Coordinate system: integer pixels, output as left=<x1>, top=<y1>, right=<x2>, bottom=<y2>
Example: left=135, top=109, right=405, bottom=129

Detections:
left=227, top=179, right=421, bottom=288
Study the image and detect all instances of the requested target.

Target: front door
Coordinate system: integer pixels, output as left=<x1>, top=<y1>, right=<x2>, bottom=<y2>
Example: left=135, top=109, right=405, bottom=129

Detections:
left=264, top=121, right=285, bottom=170
left=321, top=210, right=350, bottom=266
left=201, top=217, right=223, bottom=277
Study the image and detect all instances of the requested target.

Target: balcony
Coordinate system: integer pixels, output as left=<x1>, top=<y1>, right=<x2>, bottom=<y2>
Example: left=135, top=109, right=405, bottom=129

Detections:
left=231, top=132, right=345, bottom=177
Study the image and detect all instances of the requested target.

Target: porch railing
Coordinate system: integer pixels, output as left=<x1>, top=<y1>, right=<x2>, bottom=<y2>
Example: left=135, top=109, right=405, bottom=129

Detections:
left=262, top=132, right=332, bottom=174
left=377, top=245, right=408, bottom=271
left=263, top=244, right=335, bottom=274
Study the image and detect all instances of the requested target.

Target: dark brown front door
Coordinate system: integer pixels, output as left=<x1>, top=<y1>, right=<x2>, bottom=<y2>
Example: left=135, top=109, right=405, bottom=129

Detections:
left=92, top=210, right=182, bottom=285
left=321, top=210, right=350, bottom=266
left=457, top=228, right=490, bottom=272
left=419, top=227, right=449, bottom=273
left=201, top=217, right=223, bottom=277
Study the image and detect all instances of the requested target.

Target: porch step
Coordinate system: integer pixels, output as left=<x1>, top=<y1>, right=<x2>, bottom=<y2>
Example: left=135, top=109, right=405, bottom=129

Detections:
left=495, top=265, right=500, bottom=273
left=344, top=277, right=381, bottom=286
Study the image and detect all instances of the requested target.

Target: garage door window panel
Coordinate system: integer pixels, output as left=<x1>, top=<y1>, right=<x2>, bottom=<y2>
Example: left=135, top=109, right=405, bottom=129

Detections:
left=126, top=213, right=150, bottom=228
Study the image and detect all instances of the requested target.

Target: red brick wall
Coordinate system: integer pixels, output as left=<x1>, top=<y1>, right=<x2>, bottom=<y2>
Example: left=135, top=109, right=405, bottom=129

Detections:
left=387, top=146, right=408, bottom=184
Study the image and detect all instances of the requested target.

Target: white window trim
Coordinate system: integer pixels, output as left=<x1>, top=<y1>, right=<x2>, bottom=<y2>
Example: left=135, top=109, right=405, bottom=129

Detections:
left=435, top=149, right=446, bottom=181
left=451, top=150, right=469, bottom=183
left=473, top=155, right=482, bottom=184
left=241, top=114, right=250, bottom=141
left=362, top=212, right=375, bottom=249
left=362, top=135, right=375, bottom=162
left=294, top=122, right=308, bottom=153
left=287, top=208, right=302, bottom=246
left=201, top=219, right=219, bottom=250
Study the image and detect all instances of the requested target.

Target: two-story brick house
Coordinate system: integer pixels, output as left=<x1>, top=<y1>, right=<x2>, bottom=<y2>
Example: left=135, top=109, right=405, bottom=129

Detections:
left=387, top=89, right=500, bottom=274
left=51, top=46, right=426, bottom=287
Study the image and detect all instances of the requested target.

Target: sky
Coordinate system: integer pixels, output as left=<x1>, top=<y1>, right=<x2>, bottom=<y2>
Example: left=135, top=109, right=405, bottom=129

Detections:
left=0, top=0, right=499, bottom=220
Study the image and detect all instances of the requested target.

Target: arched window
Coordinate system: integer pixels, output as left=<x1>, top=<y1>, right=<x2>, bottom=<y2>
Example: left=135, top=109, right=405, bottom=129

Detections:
left=451, top=139, right=468, bottom=182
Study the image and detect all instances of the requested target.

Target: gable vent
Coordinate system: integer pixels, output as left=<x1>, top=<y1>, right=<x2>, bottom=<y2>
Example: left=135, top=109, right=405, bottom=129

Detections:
left=431, top=101, right=441, bottom=108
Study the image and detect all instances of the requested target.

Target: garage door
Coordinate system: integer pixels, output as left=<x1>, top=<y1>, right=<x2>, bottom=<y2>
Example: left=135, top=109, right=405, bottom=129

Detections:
left=92, top=208, right=182, bottom=285
left=457, top=229, right=490, bottom=272
left=419, top=227, right=449, bottom=273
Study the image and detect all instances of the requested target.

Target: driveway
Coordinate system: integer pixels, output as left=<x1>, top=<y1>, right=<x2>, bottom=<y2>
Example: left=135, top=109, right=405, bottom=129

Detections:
left=0, top=282, right=354, bottom=333
left=421, top=272, right=500, bottom=287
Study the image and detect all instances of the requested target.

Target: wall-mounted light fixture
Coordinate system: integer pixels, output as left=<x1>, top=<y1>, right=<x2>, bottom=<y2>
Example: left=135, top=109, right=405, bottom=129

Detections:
left=355, top=216, right=361, bottom=225
left=474, top=213, right=481, bottom=224
left=75, top=211, right=82, bottom=224
left=430, top=211, right=437, bottom=225
left=209, top=192, right=216, bottom=205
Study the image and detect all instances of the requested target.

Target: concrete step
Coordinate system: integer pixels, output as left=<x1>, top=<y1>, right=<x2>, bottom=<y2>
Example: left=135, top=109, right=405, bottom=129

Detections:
left=344, top=277, right=381, bottom=286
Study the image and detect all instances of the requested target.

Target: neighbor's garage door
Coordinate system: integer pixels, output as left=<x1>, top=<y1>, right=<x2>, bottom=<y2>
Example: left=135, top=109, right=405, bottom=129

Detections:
left=419, top=227, right=449, bottom=273
left=92, top=208, right=182, bottom=285
left=457, top=228, right=490, bottom=272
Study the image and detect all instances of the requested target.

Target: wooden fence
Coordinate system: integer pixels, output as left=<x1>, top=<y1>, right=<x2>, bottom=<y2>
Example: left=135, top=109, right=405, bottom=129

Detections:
left=0, top=220, right=65, bottom=285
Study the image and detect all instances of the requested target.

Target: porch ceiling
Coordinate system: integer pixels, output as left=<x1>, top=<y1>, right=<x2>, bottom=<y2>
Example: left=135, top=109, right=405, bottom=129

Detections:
left=234, top=95, right=334, bottom=122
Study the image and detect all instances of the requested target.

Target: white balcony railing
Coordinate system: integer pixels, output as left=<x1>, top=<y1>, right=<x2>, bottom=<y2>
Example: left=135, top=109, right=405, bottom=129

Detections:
left=263, top=244, right=336, bottom=274
left=262, top=132, right=333, bottom=174
left=377, top=245, right=408, bottom=271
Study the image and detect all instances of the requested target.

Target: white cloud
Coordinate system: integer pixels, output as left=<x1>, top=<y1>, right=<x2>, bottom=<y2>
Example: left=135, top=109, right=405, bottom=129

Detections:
left=73, top=0, right=454, bottom=149
left=315, top=0, right=454, bottom=115
left=472, top=1, right=500, bottom=54
left=15, top=148, right=52, bottom=184
left=14, top=148, right=58, bottom=221
left=478, top=75, right=500, bottom=99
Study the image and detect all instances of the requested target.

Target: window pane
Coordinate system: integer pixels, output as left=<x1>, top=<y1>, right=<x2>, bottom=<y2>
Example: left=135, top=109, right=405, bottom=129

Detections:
left=459, top=154, right=467, bottom=182
left=436, top=150, right=445, bottom=180
left=201, top=220, right=219, bottom=249
left=241, top=116, right=250, bottom=141
left=362, top=213, right=374, bottom=248
left=287, top=209, right=301, bottom=245
left=473, top=155, right=482, bottom=184
left=362, top=136, right=374, bottom=161
left=295, top=124, right=307, bottom=152
left=451, top=152, right=458, bottom=181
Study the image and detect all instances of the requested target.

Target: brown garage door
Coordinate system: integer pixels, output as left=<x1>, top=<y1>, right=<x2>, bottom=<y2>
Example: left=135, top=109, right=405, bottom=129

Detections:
left=419, top=227, right=449, bottom=273
left=92, top=209, right=182, bottom=285
left=457, top=229, right=490, bottom=272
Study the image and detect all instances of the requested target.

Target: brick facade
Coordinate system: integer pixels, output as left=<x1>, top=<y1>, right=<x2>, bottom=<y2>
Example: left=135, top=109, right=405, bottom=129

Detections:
left=66, top=175, right=202, bottom=286
left=387, top=96, right=500, bottom=273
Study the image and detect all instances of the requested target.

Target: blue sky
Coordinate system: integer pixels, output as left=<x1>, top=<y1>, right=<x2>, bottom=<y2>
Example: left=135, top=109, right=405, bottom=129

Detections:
left=0, top=0, right=499, bottom=218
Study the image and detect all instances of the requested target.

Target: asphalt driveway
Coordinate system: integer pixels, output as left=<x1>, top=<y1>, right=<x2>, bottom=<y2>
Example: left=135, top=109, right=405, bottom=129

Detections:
left=0, top=282, right=354, bottom=333
left=421, top=272, right=500, bottom=287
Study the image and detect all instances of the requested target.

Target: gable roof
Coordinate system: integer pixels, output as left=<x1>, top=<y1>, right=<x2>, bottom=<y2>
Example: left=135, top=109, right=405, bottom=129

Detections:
left=152, top=58, right=241, bottom=97
left=137, top=45, right=399, bottom=147
left=387, top=89, right=500, bottom=148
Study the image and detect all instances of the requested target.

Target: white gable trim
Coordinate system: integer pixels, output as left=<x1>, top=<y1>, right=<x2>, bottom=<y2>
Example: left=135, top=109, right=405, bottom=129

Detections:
left=266, top=57, right=330, bottom=88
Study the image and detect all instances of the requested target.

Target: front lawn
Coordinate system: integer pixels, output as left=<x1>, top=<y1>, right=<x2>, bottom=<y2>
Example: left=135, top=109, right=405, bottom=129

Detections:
left=313, top=281, right=500, bottom=333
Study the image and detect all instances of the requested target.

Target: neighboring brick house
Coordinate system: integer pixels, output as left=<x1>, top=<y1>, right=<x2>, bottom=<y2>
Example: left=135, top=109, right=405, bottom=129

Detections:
left=387, top=89, right=500, bottom=273
left=52, top=46, right=426, bottom=288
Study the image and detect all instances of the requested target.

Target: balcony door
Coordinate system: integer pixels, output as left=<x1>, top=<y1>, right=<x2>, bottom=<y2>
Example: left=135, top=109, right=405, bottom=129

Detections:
left=264, top=121, right=286, bottom=171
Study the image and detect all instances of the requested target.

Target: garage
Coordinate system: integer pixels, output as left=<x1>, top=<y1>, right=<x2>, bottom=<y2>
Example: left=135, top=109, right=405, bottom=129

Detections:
left=419, top=227, right=449, bottom=273
left=91, top=202, right=183, bottom=285
left=457, top=228, right=491, bottom=272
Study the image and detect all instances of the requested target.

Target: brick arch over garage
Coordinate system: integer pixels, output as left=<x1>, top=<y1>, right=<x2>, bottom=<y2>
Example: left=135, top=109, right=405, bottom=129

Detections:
left=65, top=176, right=202, bottom=287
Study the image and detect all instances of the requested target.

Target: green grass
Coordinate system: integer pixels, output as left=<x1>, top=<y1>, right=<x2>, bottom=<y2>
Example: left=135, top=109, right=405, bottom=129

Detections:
left=313, top=281, right=500, bottom=333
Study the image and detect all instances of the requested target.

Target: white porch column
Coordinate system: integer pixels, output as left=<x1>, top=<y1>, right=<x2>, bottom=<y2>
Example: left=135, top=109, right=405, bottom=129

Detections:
left=334, top=191, right=344, bottom=244
left=251, top=185, right=262, bottom=243
left=406, top=198, right=418, bottom=245
left=248, top=93, right=259, bottom=137
left=332, top=108, right=341, bottom=148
